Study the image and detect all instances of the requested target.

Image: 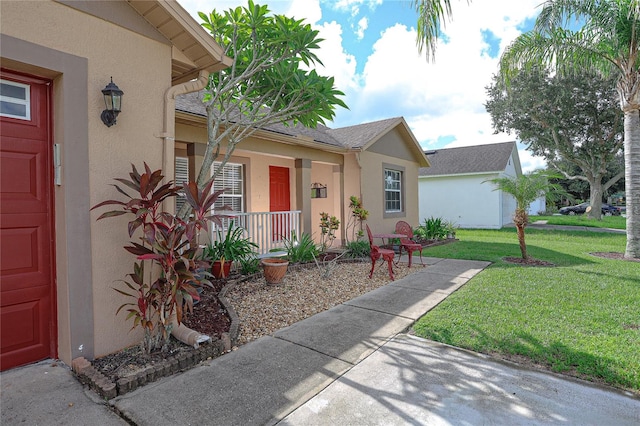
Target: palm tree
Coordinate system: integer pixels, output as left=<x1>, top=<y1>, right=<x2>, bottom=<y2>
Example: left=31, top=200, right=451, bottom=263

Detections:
left=485, top=171, right=562, bottom=259
left=499, top=0, right=640, bottom=259
left=413, top=0, right=470, bottom=61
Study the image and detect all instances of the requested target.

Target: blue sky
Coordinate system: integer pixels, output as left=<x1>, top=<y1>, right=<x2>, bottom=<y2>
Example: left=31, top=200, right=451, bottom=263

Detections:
left=178, top=0, right=544, bottom=171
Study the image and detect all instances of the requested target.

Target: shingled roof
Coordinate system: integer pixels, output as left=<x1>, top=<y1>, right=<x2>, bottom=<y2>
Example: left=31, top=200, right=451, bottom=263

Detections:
left=326, top=117, right=402, bottom=148
left=419, top=142, right=518, bottom=177
left=175, top=92, right=411, bottom=151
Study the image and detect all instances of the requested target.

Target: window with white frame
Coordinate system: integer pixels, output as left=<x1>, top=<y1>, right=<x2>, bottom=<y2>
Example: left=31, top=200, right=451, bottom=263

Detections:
left=175, top=156, right=189, bottom=213
left=0, top=79, right=31, bottom=120
left=384, top=168, right=402, bottom=213
left=213, top=161, right=244, bottom=212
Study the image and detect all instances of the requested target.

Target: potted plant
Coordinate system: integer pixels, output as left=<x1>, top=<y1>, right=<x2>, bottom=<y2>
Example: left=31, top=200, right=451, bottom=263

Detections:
left=260, top=257, right=289, bottom=284
left=203, top=221, right=258, bottom=279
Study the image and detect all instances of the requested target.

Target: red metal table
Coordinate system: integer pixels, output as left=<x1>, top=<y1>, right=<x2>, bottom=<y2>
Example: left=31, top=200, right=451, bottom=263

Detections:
left=372, top=233, right=425, bottom=267
left=372, top=233, right=406, bottom=245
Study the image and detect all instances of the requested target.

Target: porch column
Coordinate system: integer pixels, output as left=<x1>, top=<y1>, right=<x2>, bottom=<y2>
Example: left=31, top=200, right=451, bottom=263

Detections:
left=295, top=158, right=312, bottom=235
left=188, top=143, right=206, bottom=183
left=333, top=164, right=345, bottom=245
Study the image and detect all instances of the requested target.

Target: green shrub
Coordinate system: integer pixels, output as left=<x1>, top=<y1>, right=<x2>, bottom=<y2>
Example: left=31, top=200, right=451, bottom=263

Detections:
left=416, top=217, right=448, bottom=240
left=283, top=231, right=319, bottom=263
left=203, top=221, right=258, bottom=263
left=345, top=239, right=370, bottom=258
left=238, top=254, right=261, bottom=275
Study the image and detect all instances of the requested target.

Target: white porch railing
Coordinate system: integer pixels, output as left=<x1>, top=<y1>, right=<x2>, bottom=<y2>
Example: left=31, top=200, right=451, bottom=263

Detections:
left=211, top=211, right=302, bottom=256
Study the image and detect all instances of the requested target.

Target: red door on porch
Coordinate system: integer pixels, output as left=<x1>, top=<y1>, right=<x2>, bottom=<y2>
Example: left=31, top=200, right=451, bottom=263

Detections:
left=269, top=166, right=290, bottom=241
left=0, top=70, right=56, bottom=371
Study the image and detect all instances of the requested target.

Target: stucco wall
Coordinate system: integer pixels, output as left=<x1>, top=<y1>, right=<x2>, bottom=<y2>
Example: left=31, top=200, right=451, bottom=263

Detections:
left=1, top=1, right=172, bottom=361
left=418, top=173, right=505, bottom=229
left=359, top=148, right=421, bottom=234
left=175, top=122, right=345, bottom=245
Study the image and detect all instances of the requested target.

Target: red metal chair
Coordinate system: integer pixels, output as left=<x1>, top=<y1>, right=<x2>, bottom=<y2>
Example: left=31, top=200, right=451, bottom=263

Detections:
left=395, top=220, right=425, bottom=268
left=365, top=224, right=395, bottom=280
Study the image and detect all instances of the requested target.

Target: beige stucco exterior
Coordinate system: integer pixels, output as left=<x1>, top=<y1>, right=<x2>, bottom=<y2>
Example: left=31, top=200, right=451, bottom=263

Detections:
left=175, top=116, right=426, bottom=245
left=1, top=0, right=427, bottom=366
left=1, top=0, right=229, bottom=363
left=175, top=119, right=348, bottom=244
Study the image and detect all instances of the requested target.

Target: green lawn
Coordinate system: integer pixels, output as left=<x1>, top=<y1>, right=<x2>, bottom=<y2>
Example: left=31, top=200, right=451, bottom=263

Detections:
left=413, top=228, right=639, bottom=394
left=533, top=214, right=626, bottom=229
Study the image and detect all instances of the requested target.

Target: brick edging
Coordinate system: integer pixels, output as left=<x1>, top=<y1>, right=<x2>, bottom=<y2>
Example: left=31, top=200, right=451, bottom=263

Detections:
left=72, top=278, right=244, bottom=400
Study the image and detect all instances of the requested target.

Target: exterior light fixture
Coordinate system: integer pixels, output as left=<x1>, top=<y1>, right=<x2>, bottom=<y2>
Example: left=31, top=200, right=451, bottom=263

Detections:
left=311, top=182, right=327, bottom=198
left=100, top=77, right=123, bottom=127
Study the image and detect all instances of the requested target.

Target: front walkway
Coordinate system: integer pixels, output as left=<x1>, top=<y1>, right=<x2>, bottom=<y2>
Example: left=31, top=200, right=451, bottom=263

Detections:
left=111, top=257, right=489, bottom=424
left=3, top=257, right=638, bottom=425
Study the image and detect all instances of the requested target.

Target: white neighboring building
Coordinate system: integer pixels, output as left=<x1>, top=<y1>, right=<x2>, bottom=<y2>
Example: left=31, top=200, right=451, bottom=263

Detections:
left=528, top=197, right=546, bottom=216
left=418, top=142, right=522, bottom=229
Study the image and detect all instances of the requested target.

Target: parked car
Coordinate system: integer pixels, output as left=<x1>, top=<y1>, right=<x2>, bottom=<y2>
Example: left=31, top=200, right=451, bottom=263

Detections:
left=559, top=202, right=589, bottom=215
left=601, top=204, right=622, bottom=216
left=559, top=202, right=621, bottom=216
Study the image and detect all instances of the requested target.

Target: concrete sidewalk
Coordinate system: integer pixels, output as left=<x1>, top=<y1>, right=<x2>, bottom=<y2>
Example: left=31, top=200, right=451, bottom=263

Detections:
left=0, top=360, right=127, bottom=425
left=110, top=257, right=489, bottom=425
left=516, top=221, right=626, bottom=234
left=3, top=257, right=638, bottom=425
left=281, top=335, right=640, bottom=425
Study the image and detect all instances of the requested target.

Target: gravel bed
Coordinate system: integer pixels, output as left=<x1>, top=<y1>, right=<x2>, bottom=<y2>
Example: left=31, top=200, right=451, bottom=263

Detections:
left=226, top=261, right=415, bottom=345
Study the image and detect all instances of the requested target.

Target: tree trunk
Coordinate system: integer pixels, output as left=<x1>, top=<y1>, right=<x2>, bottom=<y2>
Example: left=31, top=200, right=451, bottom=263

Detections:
left=514, top=208, right=528, bottom=259
left=588, top=178, right=603, bottom=220
left=623, top=110, right=640, bottom=258
left=516, top=223, right=528, bottom=259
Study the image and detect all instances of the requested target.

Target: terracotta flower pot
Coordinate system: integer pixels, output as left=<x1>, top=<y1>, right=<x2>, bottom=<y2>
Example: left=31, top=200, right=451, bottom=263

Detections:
left=261, top=258, right=289, bottom=284
left=212, top=260, right=232, bottom=279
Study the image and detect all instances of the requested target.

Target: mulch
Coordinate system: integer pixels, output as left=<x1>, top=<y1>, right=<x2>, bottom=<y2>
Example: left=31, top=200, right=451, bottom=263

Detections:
left=590, top=252, right=640, bottom=262
left=503, top=256, right=555, bottom=267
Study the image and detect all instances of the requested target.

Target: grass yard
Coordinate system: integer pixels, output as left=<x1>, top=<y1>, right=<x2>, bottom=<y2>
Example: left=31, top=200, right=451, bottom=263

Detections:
left=412, top=228, right=639, bottom=394
left=533, top=214, right=626, bottom=229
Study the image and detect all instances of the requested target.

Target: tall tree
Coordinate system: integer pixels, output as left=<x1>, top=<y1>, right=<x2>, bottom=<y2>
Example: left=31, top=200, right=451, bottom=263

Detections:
left=499, top=0, right=640, bottom=259
left=485, top=171, right=564, bottom=259
left=486, top=69, right=624, bottom=219
left=413, top=0, right=470, bottom=61
left=183, top=1, right=347, bottom=216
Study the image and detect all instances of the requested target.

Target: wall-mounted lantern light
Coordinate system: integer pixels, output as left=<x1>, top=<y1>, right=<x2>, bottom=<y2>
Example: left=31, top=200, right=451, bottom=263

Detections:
left=311, top=182, right=327, bottom=198
left=100, top=77, right=123, bottom=127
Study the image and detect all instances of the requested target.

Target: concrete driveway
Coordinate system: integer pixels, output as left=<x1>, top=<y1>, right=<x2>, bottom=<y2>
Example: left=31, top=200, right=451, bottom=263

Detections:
left=280, top=335, right=640, bottom=425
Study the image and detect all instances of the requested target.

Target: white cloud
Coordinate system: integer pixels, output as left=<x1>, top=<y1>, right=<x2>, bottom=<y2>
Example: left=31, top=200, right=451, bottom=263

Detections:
left=519, top=148, right=547, bottom=173
left=333, top=0, right=383, bottom=13
left=178, top=0, right=318, bottom=21
left=178, top=0, right=546, bottom=172
left=323, top=0, right=545, bottom=172
left=282, top=0, right=322, bottom=22
left=312, top=21, right=360, bottom=94
left=355, top=16, right=368, bottom=40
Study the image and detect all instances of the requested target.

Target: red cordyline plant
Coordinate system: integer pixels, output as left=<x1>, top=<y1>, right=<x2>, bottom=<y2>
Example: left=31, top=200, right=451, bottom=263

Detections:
left=92, top=163, right=229, bottom=353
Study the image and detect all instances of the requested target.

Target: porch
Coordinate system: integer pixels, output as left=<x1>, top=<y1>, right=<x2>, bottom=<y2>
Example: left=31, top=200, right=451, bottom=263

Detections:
left=213, top=210, right=302, bottom=256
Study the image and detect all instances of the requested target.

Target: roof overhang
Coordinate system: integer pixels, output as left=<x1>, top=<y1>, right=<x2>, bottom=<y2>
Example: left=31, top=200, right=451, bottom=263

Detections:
left=175, top=111, right=350, bottom=154
left=419, top=171, right=503, bottom=179
left=359, top=118, right=430, bottom=167
left=126, top=0, right=232, bottom=83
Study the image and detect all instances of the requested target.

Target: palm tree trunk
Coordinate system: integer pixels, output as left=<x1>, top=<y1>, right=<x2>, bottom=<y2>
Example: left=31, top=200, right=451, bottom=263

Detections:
left=513, top=208, right=529, bottom=259
left=516, top=224, right=528, bottom=259
left=623, top=110, right=640, bottom=258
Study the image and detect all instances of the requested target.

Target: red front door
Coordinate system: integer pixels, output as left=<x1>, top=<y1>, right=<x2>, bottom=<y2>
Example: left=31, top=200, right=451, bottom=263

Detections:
left=269, top=166, right=290, bottom=241
left=0, top=70, right=56, bottom=371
